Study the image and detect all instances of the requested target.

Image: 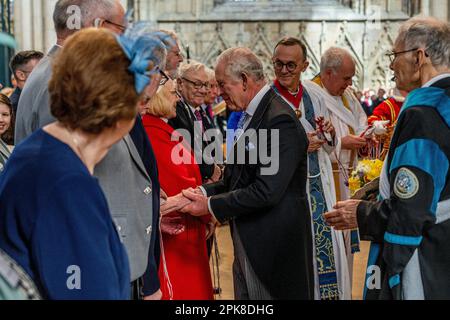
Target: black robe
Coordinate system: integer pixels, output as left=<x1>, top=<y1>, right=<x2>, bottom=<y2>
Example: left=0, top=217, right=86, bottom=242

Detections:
left=358, top=76, right=450, bottom=300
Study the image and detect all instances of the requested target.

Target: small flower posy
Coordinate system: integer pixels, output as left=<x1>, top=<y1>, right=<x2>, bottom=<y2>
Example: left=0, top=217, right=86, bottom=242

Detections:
left=348, top=159, right=384, bottom=196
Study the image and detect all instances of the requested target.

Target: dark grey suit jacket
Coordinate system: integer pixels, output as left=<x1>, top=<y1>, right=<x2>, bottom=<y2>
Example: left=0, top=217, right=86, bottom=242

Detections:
left=94, top=135, right=154, bottom=282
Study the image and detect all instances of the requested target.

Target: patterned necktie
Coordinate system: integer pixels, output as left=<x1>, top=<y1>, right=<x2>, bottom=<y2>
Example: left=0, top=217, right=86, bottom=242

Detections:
left=194, top=108, right=204, bottom=132
left=234, top=112, right=248, bottom=142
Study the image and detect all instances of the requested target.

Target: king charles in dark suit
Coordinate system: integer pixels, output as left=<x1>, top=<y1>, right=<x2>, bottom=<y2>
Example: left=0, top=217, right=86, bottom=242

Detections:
left=164, top=48, right=314, bottom=300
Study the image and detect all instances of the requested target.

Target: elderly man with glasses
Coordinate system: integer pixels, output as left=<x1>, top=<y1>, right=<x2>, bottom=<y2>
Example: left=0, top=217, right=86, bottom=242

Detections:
left=325, top=16, right=450, bottom=300
left=169, top=61, right=222, bottom=183
left=271, top=36, right=352, bottom=300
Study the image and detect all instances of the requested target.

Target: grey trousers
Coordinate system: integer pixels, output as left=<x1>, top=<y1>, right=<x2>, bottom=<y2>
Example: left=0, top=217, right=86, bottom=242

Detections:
left=231, top=221, right=273, bottom=300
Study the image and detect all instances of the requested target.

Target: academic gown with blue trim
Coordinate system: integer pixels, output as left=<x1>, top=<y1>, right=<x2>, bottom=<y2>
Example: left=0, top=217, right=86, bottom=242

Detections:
left=357, top=76, right=450, bottom=300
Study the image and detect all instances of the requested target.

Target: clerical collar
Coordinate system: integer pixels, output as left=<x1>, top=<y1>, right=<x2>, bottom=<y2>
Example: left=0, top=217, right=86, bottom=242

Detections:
left=289, top=87, right=300, bottom=96
left=273, top=79, right=304, bottom=110
left=274, top=80, right=300, bottom=96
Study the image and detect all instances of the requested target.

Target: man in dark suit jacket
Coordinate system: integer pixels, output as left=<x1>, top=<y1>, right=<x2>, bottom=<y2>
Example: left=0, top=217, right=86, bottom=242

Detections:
left=167, top=48, right=314, bottom=300
left=168, top=61, right=221, bottom=182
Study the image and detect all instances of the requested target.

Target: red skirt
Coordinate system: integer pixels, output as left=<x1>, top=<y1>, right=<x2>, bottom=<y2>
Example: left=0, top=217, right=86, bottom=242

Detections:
left=158, top=213, right=214, bottom=300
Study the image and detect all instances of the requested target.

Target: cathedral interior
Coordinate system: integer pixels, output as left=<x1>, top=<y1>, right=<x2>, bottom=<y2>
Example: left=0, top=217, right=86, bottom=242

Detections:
left=1, top=0, right=449, bottom=90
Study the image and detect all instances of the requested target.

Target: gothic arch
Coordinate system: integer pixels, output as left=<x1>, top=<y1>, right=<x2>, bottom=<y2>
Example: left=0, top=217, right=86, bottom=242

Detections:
left=200, top=22, right=232, bottom=68
left=335, top=21, right=364, bottom=89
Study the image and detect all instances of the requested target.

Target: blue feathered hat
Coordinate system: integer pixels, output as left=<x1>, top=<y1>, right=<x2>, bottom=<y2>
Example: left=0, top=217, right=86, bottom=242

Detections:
left=116, top=22, right=173, bottom=94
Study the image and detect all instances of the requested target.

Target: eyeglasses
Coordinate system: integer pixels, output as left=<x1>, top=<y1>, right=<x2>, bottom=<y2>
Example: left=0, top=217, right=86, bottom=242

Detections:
left=181, top=77, right=211, bottom=90
left=159, top=69, right=170, bottom=86
left=98, top=18, right=127, bottom=32
left=171, top=90, right=182, bottom=99
left=273, top=60, right=298, bottom=73
left=385, top=48, right=419, bottom=63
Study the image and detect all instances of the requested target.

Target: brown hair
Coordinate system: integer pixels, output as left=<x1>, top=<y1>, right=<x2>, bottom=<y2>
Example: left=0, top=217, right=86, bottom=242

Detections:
left=0, top=93, right=14, bottom=145
left=274, top=36, right=308, bottom=61
left=49, top=28, right=139, bottom=134
left=9, top=50, right=44, bottom=76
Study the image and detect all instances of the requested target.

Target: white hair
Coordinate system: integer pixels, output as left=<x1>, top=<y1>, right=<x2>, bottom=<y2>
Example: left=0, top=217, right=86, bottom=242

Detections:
left=397, top=16, right=450, bottom=69
left=205, top=67, right=216, bottom=82
left=320, top=47, right=356, bottom=74
left=216, top=47, right=265, bottom=82
left=177, top=60, right=206, bottom=79
left=159, top=29, right=179, bottom=48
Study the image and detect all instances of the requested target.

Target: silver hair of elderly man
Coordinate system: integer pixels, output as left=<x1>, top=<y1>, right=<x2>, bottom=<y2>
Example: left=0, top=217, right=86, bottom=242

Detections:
left=177, top=60, right=207, bottom=79
left=216, top=47, right=266, bottom=82
left=320, top=46, right=357, bottom=74
left=397, top=16, right=450, bottom=69
left=53, top=0, right=119, bottom=33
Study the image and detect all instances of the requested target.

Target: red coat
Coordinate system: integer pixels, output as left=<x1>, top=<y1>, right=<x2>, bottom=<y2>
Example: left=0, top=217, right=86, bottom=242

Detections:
left=368, top=97, right=403, bottom=126
left=142, top=114, right=213, bottom=300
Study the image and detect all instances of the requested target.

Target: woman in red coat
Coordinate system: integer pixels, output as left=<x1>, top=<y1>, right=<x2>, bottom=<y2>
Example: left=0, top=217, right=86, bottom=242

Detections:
left=142, top=79, right=214, bottom=300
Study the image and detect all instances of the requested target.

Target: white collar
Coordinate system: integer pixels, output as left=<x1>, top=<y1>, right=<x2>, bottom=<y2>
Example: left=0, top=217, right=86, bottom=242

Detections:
left=189, top=105, right=198, bottom=114
left=422, top=73, right=450, bottom=88
left=245, top=84, right=271, bottom=117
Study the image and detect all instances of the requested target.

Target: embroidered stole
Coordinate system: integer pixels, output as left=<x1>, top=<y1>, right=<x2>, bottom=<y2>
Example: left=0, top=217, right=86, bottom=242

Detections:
left=312, top=76, right=360, bottom=254
left=274, top=81, right=340, bottom=300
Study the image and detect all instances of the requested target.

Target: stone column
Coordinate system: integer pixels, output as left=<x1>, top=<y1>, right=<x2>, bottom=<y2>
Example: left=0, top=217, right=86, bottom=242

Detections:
left=430, top=0, right=448, bottom=21
left=14, top=0, right=33, bottom=50
left=420, top=0, right=430, bottom=15
left=42, top=0, right=58, bottom=53
left=14, top=0, right=56, bottom=52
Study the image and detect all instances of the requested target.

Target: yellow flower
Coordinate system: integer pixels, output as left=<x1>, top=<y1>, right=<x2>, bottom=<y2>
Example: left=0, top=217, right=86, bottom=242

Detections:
left=349, top=176, right=363, bottom=195
left=349, top=159, right=384, bottom=195
left=366, top=159, right=383, bottom=181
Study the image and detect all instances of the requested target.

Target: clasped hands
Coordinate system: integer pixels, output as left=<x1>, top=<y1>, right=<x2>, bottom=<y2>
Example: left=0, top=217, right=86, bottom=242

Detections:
left=159, top=188, right=216, bottom=237
left=160, top=187, right=213, bottom=218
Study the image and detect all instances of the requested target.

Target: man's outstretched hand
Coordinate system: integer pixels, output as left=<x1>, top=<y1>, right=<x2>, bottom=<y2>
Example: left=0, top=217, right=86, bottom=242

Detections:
left=160, top=193, right=192, bottom=216
left=180, top=189, right=210, bottom=217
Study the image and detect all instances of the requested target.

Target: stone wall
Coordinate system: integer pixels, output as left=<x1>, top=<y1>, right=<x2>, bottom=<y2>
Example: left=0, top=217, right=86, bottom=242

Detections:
left=13, top=0, right=450, bottom=90
left=132, top=0, right=450, bottom=90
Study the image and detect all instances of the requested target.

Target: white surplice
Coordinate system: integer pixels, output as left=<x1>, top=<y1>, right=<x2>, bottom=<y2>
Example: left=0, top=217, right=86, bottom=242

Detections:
left=276, top=80, right=352, bottom=300
left=304, top=80, right=368, bottom=201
